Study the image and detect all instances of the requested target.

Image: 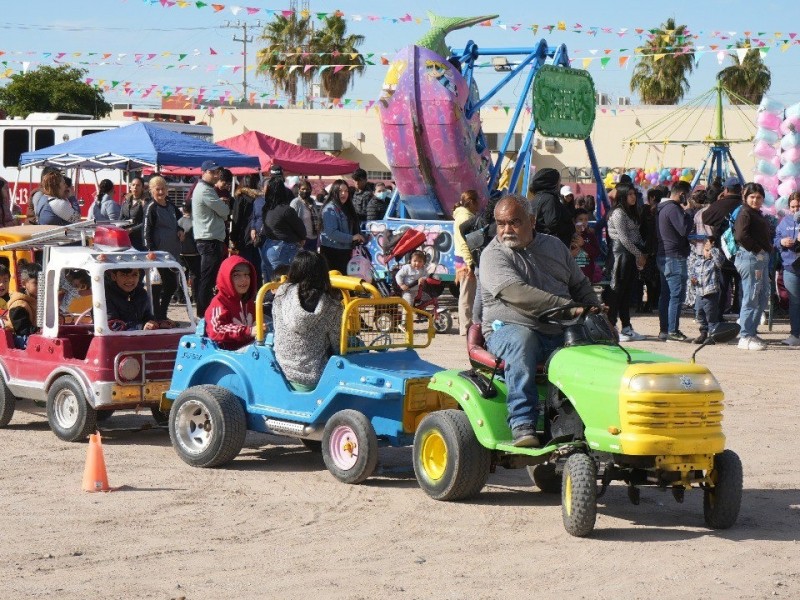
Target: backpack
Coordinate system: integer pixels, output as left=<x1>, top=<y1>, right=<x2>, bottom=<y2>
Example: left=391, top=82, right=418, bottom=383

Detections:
left=721, top=206, right=742, bottom=260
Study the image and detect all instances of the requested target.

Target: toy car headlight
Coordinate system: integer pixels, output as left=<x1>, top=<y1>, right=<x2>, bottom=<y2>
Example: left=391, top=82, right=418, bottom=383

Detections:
left=628, top=373, right=721, bottom=393
left=118, top=356, right=142, bottom=382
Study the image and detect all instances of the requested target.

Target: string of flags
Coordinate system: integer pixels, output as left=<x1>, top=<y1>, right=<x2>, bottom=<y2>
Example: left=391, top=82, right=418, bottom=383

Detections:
left=1, top=37, right=797, bottom=79
left=139, top=2, right=800, bottom=44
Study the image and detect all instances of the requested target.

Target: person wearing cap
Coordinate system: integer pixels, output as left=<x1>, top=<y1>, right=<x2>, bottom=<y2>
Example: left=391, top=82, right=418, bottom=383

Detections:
left=192, top=160, right=230, bottom=316
left=351, top=168, right=374, bottom=227
left=702, top=176, right=744, bottom=314
left=560, top=185, right=577, bottom=222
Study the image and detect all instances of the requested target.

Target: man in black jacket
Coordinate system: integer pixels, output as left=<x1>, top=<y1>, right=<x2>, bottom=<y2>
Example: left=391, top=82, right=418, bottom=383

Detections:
left=529, top=168, right=574, bottom=247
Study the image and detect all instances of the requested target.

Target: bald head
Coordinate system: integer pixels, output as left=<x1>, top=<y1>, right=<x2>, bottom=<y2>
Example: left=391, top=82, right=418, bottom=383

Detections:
left=494, top=194, right=535, bottom=249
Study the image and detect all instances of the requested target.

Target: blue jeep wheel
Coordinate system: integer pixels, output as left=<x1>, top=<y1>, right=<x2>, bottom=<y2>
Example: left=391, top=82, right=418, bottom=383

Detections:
left=169, top=385, right=246, bottom=468
left=321, top=410, right=378, bottom=484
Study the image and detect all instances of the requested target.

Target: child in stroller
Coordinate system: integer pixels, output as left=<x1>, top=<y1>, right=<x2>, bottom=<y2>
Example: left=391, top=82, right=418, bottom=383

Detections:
left=385, top=249, right=452, bottom=333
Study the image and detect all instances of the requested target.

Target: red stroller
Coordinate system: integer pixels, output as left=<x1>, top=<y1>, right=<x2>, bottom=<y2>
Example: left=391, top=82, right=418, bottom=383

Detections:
left=373, top=229, right=452, bottom=333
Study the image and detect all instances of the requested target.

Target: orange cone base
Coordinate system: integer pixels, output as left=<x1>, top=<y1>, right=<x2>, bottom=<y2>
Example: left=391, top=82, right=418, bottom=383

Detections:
left=82, top=432, right=111, bottom=493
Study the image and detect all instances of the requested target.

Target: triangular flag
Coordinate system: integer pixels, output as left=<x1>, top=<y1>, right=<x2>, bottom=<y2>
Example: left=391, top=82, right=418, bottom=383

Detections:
left=736, top=48, right=749, bottom=62
left=619, top=56, right=630, bottom=68
left=211, top=3, right=224, bottom=11
left=582, top=57, right=592, bottom=69
left=210, top=47, right=218, bottom=55
left=600, top=57, right=611, bottom=69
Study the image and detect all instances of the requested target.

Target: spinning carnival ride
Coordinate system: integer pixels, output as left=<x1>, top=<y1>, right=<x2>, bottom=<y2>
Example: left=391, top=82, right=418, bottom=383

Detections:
left=366, top=12, right=609, bottom=282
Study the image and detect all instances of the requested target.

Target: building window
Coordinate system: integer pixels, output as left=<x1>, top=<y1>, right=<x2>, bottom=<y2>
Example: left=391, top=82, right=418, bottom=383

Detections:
left=366, top=170, right=392, bottom=181
left=3, top=129, right=29, bottom=167
left=34, top=129, right=55, bottom=150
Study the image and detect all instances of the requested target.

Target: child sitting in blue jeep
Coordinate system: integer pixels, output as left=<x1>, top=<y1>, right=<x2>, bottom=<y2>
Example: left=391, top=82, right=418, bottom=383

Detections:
left=205, top=255, right=257, bottom=350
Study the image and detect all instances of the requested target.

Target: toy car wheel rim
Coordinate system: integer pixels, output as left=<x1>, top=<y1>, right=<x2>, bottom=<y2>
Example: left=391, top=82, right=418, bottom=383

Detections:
left=328, top=425, right=359, bottom=471
left=52, top=388, right=81, bottom=430
left=420, top=430, right=447, bottom=481
left=174, top=399, right=213, bottom=454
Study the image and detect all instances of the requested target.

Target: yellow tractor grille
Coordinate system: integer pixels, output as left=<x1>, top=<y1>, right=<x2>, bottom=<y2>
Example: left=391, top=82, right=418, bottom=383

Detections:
left=622, top=394, right=724, bottom=433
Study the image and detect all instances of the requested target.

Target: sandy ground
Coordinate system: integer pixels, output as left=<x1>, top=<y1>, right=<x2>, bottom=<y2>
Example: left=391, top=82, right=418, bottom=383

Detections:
left=0, top=307, right=798, bottom=600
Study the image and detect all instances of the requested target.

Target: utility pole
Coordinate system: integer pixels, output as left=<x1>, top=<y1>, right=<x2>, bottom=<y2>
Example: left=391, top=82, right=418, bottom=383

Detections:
left=223, top=19, right=261, bottom=102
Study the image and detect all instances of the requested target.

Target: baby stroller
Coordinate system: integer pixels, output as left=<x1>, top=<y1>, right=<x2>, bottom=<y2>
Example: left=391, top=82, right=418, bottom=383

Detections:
left=373, top=229, right=452, bottom=333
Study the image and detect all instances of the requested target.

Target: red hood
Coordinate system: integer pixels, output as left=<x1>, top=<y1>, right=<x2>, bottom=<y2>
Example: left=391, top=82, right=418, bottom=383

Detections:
left=215, top=255, right=257, bottom=303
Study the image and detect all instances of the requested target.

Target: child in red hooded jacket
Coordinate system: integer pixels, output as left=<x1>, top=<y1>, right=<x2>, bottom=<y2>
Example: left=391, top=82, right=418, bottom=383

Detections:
left=205, top=255, right=257, bottom=350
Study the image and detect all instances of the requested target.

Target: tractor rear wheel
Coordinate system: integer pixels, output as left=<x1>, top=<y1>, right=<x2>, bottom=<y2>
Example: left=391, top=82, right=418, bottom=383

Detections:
left=413, top=409, right=490, bottom=501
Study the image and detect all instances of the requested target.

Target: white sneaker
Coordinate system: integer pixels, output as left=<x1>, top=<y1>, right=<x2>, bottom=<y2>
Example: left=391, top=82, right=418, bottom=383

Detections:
left=747, top=337, right=767, bottom=351
left=782, top=335, right=800, bottom=347
left=619, top=327, right=645, bottom=342
left=737, top=337, right=751, bottom=349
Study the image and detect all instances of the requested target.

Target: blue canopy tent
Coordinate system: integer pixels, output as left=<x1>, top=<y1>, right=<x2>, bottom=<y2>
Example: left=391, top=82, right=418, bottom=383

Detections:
left=18, top=122, right=260, bottom=170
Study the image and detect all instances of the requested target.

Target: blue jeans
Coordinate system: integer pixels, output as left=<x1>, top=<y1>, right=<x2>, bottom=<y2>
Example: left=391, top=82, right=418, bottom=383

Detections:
left=783, top=269, right=800, bottom=337
left=657, top=255, right=688, bottom=334
left=735, top=250, right=770, bottom=337
left=696, top=293, right=720, bottom=334
left=485, top=324, right=563, bottom=430
left=259, top=239, right=299, bottom=282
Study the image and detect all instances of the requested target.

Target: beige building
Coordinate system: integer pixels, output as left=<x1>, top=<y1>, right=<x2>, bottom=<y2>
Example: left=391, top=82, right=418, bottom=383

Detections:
left=113, top=103, right=759, bottom=183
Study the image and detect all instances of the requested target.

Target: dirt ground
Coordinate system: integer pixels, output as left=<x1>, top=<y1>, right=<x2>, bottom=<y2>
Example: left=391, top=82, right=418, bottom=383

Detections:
left=0, top=310, right=798, bottom=600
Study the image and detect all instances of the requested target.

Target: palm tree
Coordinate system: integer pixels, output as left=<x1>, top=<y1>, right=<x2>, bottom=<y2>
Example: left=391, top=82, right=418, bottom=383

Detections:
left=256, top=13, right=314, bottom=106
left=630, top=18, right=694, bottom=105
left=717, top=39, right=771, bottom=104
left=310, top=15, right=365, bottom=101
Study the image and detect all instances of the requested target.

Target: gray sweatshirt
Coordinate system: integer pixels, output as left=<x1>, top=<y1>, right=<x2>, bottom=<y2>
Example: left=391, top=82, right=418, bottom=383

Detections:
left=272, top=284, right=342, bottom=387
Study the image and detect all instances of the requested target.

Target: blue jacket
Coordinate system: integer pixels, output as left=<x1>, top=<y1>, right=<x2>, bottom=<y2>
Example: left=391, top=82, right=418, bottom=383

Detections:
left=320, top=202, right=354, bottom=250
left=775, top=213, right=800, bottom=273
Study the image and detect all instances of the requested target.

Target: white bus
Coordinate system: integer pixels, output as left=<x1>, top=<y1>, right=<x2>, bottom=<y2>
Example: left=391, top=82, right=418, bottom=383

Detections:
left=0, top=111, right=213, bottom=215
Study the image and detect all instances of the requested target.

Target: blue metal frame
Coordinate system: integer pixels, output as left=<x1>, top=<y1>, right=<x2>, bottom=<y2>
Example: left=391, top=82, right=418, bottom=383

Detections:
left=450, top=39, right=609, bottom=222
left=690, top=145, right=745, bottom=191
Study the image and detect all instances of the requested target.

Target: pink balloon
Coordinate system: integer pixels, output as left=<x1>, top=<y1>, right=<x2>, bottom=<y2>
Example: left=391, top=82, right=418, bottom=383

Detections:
left=753, top=140, right=778, bottom=160
left=770, top=155, right=782, bottom=168
left=768, top=184, right=780, bottom=198
left=757, top=111, right=782, bottom=130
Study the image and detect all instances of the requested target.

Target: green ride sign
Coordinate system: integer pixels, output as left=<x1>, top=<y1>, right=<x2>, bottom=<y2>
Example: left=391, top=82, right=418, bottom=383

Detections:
left=532, top=65, right=596, bottom=140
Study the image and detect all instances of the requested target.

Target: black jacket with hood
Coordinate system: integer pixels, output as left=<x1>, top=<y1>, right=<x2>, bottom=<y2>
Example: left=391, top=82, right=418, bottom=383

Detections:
left=529, top=168, right=575, bottom=247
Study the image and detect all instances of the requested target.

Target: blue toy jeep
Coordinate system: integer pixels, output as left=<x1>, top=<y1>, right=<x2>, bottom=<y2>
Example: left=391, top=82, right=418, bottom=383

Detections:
left=162, top=275, right=456, bottom=484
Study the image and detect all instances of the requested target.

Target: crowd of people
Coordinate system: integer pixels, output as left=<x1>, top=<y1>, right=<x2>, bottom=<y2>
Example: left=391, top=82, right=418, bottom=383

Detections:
left=0, top=160, right=793, bottom=429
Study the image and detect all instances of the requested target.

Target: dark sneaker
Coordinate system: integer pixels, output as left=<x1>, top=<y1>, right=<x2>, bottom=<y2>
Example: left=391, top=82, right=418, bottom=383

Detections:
left=511, top=425, right=540, bottom=448
left=692, top=332, right=708, bottom=345
left=667, top=331, right=688, bottom=342
left=658, top=331, right=668, bottom=341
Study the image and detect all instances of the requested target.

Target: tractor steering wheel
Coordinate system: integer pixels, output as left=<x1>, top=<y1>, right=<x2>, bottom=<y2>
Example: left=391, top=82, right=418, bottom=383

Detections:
left=537, top=303, right=601, bottom=327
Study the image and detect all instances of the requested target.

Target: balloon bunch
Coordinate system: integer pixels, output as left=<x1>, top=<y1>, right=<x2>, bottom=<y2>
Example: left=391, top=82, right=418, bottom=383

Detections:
left=601, top=167, right=694, bottom=190
left=752, top=96, right=785, bottom=215
left=776, top=102, right=800, bottom=215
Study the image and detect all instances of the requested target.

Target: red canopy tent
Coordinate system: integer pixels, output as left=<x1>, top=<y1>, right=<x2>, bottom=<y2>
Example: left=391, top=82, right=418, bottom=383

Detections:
left=147, top=130, right=359, bottom=176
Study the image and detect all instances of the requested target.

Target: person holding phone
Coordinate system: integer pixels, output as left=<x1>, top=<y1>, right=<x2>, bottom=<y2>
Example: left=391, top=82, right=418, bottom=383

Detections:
left=655, top=180, right=694, bottom=342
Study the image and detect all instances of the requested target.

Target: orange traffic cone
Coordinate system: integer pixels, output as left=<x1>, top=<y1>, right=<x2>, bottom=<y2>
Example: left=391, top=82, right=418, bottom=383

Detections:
left=82, top=432, right=110, bottom=492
